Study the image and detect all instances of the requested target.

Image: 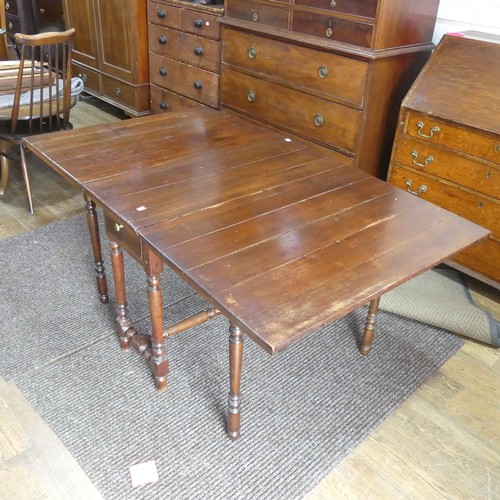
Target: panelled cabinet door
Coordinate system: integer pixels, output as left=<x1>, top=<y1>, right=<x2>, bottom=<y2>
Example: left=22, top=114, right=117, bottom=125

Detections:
left=95, top=0, right=148, bottom=84
left=62, top=0, right=99, bottom=69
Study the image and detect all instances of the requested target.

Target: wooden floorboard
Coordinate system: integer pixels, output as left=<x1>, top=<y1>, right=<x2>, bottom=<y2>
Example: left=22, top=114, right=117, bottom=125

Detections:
left=0, top=96, right=499, bottom=499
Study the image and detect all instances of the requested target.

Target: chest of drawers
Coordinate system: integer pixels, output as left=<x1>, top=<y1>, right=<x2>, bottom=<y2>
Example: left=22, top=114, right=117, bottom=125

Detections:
left=387, top=35, right=500, bottom=287
left=220, top=0, right=440, bottom=179
left=148, top=0, right=224, bottom=114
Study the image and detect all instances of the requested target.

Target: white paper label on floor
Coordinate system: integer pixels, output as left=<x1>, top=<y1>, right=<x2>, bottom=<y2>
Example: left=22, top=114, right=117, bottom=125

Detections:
left=129, top=460, right=159, bottom=487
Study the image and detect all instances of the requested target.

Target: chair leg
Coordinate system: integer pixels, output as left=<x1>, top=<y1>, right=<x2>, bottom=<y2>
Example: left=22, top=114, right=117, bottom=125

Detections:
left=19, top=145, right=34, bottom=214
left=0, top=155, right=9, bottom=195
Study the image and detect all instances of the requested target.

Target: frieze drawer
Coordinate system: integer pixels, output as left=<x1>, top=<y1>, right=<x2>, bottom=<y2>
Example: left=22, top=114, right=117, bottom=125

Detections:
left=221, top=66, right=360, bottom=154
left=294, top=0, right=378, bottom=19
left=104, top=211, right=142, bottom=263
left=222, top=28, right=368, bottom=106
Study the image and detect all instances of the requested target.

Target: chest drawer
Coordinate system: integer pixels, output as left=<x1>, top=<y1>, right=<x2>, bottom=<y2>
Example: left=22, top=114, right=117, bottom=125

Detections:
left=149, top=25, right=220, bottom=73
left=451, top=237, right=500, bottom=283
left=150, top=52, right=219, bottom=108
left=148, top=1, right=181, bottom=29
left=221, top=66, right=360, bottom=154
left=294, top=0, right=378, bottom=19
left=226, top=0, right=289, bottom=29
left=150, top=84, right=204, bottom=114
left=104, top=211, right=142, bottom=264
left=292, top=10, right=373, bottom=47
left=72, top=63, right=100, bottom=94
left=389, top=165, right=499, bottom=236
left=222, top=28, right=368, bottom=106
left=404, top=112, right=500, bottom=164
left=392, top=137, right=499, bottom=199
left=181, top=9, right=221, bottom=40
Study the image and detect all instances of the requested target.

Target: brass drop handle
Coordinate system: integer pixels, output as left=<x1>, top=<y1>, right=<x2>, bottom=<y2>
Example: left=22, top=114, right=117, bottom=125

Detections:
left=193, top=19, right=203, bottom=28
left=411, top=150, right=433, bottom=167
left=416, top=121, right=440, bottom=138
left=193, top=80, right=203, bottom=90
left=115, top=87, right=121, bottom=97
left=314, top=114, right=324, bottom=127
left=405, top=179, right=427, bottom=195
left=157, top=10, right=166, bottom=18
left=114, top=223, right=124, bottom=232
left=318, top=65, right=328, bottom=79
left=194, top=46, right=204, bottom=56
left=159, top=36, right=167, bottom=45
left=159, top=67, right=167, bottom=76
left=248, top=47, right=257, bottom=59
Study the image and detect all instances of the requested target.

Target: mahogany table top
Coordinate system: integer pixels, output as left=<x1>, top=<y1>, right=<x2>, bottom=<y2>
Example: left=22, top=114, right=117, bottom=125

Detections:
left=24, top=107, right=490, bottom=354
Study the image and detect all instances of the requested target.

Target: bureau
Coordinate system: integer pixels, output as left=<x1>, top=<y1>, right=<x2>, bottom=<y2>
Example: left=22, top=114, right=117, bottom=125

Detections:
left=148, top=0, right=224, bottom=114
left=220, top=0, right=441, bottom=179
left=387, top=35, right=500, bottom=287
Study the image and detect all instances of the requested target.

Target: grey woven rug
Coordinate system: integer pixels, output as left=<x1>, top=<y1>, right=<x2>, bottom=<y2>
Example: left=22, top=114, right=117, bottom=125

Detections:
left=1, top=216, right=464, bottom=499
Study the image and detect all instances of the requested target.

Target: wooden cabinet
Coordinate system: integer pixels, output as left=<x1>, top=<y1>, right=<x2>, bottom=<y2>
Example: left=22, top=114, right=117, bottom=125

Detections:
left=62, top=0, right=150, bottom=116
left=220, top=0, right=440, bottom=178
left=147, top=0, right=224, bottom=114
left=387, top=35, right=500, bottom=287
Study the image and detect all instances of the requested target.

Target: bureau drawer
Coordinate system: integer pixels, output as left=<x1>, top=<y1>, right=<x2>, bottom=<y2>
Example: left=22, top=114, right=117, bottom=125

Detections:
left=392, top=137, right=499, bottom=199
left=104, top=212, right=142, bottom=263
left=221, top=66, right=360, bottom=154
left=150, top=53, right=219, bottom=108
left=389, top=165, right=499, bottom=236
left=102, top=76, right=144, bottom=111
left=294, top=0, right=378, bottom=19
left=226, top=0, right=289, bottom=29
left=150, top=84, right=205, bottom=114
left=222, top=28, right=368, bottom=106
left=404, top=112, right=500, bottom=164
left=181, top=9, right=221, bottom=40
left=147, top=1, right=181, bottom=29
left=149, top=25, right=221, bottom=73
left=292, top=10, right=374, bottom=47
left=73, top=64, right=101, bottom=94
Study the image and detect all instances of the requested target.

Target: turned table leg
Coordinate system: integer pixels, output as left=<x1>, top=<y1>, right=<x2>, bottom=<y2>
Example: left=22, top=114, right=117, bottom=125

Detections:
left=145, top=248, right=169, bottom=392
left=227, top=322, right=244, bottom=441
left=109, top=240, right=135, bottom=349
left=360, top=297, right=381, bottom=356
left=83, top=193, right=109, bottom=304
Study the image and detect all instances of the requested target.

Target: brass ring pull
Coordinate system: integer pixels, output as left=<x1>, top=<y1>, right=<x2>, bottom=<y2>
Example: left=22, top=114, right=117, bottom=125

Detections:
left=248, top=47, right=257, bottom=59
left=114, top=223, right=124, bottom=232
left=405, top=179, right=427, bottom=195
left=247, top=90, right=255, bottom=102
left=252, top=12, right=259, bottom=22
left=318, top=65, right=328, bottom=79
left=416, top=121, right=440, bottom=138
left=411, top=150, right=433, bottom=167
left=314, top=114, right=324, bottom=127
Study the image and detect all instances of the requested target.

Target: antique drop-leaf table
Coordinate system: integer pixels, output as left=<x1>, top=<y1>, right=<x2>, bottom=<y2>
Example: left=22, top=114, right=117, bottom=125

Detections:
left=24, top=107, right=489, bottom=440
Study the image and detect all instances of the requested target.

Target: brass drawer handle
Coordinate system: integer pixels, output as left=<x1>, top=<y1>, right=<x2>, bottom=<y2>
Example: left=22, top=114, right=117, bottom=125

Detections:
left=80, top=73, right=88, bottom=83
left=247, top=90, right=255, bottom=102
left=330, top=0, right=336, bottom=7
left=5, top=2, right=9, bottom=10
left=114, top=223, right=124, bottom=232
left=326, top=27, right=333, bottom=37
left=115, top=87, right=121, bottom=97
left=8, top=22, right=13, bottom=30
left=411, top=150, right=433, bottom=168
left=39, top=8, right=45, bottom=14
left=248, top=47, right=256, bottom=59
left=416, top=121, right=440, bottom=138
left=252, top=12, right=259, bottom=22
left=318, top=65, right=328, bottom=79
left=405, top=179, right=427, bottom=195
left=314, top=114, right=324, bottom=127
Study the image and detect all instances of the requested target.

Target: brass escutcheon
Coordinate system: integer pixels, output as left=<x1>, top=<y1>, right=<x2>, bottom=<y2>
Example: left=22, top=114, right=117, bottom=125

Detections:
left=314, top=114, right=324, bottom=126
left=318, top=65, right=328, bottom=79
left=247, top=90, right=255, bottom=102
left=248, top=47, right=257, bottom=59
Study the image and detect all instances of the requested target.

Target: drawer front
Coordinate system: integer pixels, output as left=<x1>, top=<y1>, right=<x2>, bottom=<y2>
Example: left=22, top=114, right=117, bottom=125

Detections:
left=150, top=53, right=219, bottom=108
left=389, top=165, right=499, bottom=236
left=181, top=10, right=221, bottom=40
left=72, top=63, right=101, bottom=94
left=104, top=212, right=142, bottom=263
left=226, top=0, right=289, bottom=30
left=292, top=11, right=373, bottom=47
left=102, top=76, right=139, bottom=110
left=150, top=84, right=205, bottom=114
left=294, top=0, right=378, bottom=19
left=405, top=112, right=500, bottom=164
left=392, top=137, right=500, bottom=199
left=451, top=236, right=500, bottom=284
left=222, top=28, right=367, bottom=106
left=149, top=25, right=221, bottom=73
left=4, top=1, right=18, bottom=16
left=221, top=66, right=360, bottom=153
left=147, top=1, right=181, bottom=29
